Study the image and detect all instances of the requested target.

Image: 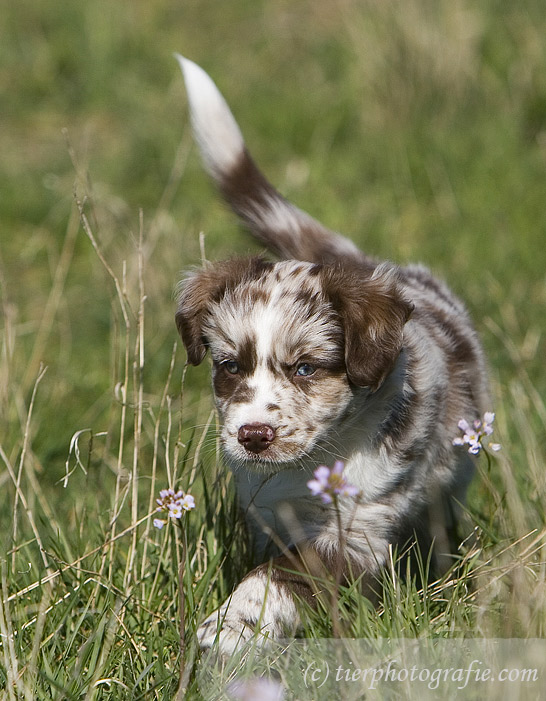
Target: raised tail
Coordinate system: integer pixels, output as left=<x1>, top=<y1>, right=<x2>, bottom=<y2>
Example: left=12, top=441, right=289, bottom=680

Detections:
left=176, top=54, right=364, bottom=264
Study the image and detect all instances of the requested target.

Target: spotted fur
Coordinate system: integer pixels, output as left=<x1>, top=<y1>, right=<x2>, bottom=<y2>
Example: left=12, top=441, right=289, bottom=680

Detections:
left=175, top=56, right=489, bottom=654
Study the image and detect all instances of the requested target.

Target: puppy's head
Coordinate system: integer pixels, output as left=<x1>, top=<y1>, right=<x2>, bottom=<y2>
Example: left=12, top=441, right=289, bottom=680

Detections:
left=176, top=257, right=412, bottom=471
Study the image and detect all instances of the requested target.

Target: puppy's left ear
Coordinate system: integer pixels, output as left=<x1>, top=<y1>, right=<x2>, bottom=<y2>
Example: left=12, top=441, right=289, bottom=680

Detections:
left=322, top=264, right=413, bottom=391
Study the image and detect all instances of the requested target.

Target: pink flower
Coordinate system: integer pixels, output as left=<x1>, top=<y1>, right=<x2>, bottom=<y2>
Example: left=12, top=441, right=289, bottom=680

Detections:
left=453, top=412, right=501, bottom=455
left=154, top=487, right=195, bottom=528
left=227, top=677, right=284, bottom=701
left=483, top=412, right=495, bottom=435
left=307, top=460, right=361, bottom=504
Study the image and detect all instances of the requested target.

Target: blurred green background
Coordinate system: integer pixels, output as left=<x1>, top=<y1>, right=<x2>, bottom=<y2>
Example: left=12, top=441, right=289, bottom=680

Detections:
left=1, top=1, right=546, bottom=695
left=1, top=0, right=545, bottom=511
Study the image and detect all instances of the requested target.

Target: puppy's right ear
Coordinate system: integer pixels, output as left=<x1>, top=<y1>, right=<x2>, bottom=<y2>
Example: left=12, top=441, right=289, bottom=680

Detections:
left=175, top=257, right=273, bottom=365
left=175, top=268, right=215, bottom=366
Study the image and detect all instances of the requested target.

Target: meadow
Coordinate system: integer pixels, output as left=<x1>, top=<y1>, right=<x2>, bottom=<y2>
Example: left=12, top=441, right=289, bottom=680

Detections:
left=1, top=0, right=546, bottom=697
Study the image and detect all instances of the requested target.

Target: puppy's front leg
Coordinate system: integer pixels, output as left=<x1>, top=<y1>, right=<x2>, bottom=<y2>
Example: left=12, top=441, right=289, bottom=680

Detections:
left=197, top=552, right=318, bottom=655
left=197, top=535, right=387, bottom=655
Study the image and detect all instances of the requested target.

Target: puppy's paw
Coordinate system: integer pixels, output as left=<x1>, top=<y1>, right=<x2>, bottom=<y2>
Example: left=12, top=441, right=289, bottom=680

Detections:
left=197, top=570, right=299, bottom=656
left=197, top=603, right=256, bottom=656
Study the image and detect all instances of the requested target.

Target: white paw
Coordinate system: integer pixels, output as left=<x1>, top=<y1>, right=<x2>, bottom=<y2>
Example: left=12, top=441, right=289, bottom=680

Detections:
left=197, top=604, right=256, bottom=655
left=197, top=570, right=300, bottom=655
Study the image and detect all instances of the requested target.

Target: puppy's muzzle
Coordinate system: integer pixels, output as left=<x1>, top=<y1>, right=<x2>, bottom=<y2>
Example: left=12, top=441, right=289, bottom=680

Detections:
left=237, top=423, right=276, bottom=454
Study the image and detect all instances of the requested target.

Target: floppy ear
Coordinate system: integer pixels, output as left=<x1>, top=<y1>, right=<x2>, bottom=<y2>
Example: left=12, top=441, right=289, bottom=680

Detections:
left=175, top=269, right=215, bottom=366
left=321, top=263, right=413, bottom=391
left=175, top=257, right=273, bottom=365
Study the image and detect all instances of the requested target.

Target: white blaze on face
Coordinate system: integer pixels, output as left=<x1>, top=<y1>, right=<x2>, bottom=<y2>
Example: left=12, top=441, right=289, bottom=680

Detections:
left=202, top=261, right=354, bottom=470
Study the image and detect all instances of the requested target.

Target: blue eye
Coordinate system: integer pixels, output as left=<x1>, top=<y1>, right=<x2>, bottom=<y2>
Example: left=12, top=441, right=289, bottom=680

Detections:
left=222, top=360, right=239, bottom=374
left=295, top=363, right=315, bottom=377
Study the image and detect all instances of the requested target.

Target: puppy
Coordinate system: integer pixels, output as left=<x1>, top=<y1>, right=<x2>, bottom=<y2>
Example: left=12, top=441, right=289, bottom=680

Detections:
left=174, top=56, right=489, bottom=654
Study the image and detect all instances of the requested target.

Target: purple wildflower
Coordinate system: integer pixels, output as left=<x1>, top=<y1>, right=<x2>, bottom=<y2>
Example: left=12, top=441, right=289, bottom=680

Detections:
left=307, top=460, right=361, bottom=504
left=153, top=487, right=195, bottom=528
left=453, top=412, right=501, bottom=455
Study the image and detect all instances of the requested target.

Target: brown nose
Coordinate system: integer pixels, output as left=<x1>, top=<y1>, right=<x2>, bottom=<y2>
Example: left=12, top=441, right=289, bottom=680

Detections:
left=237, top=423, right=276, bottom=454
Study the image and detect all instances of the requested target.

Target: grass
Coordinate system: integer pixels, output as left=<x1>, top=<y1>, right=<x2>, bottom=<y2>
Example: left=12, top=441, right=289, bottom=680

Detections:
left=1, top=0, right=546, bottom=697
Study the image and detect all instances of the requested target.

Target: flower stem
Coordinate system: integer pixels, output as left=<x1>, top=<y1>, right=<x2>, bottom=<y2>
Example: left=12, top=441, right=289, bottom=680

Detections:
left=331, top=496, right=344, bottom=638
left=175, top=525, right=187, bottom=700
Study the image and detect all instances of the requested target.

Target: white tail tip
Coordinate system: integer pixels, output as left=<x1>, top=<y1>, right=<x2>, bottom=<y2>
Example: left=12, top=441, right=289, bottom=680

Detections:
left=175, top=54, right=245, bottom=178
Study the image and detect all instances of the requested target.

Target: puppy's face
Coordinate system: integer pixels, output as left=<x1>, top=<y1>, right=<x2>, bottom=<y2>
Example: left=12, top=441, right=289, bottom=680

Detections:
left=176, top=258, right=412, bottom=472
